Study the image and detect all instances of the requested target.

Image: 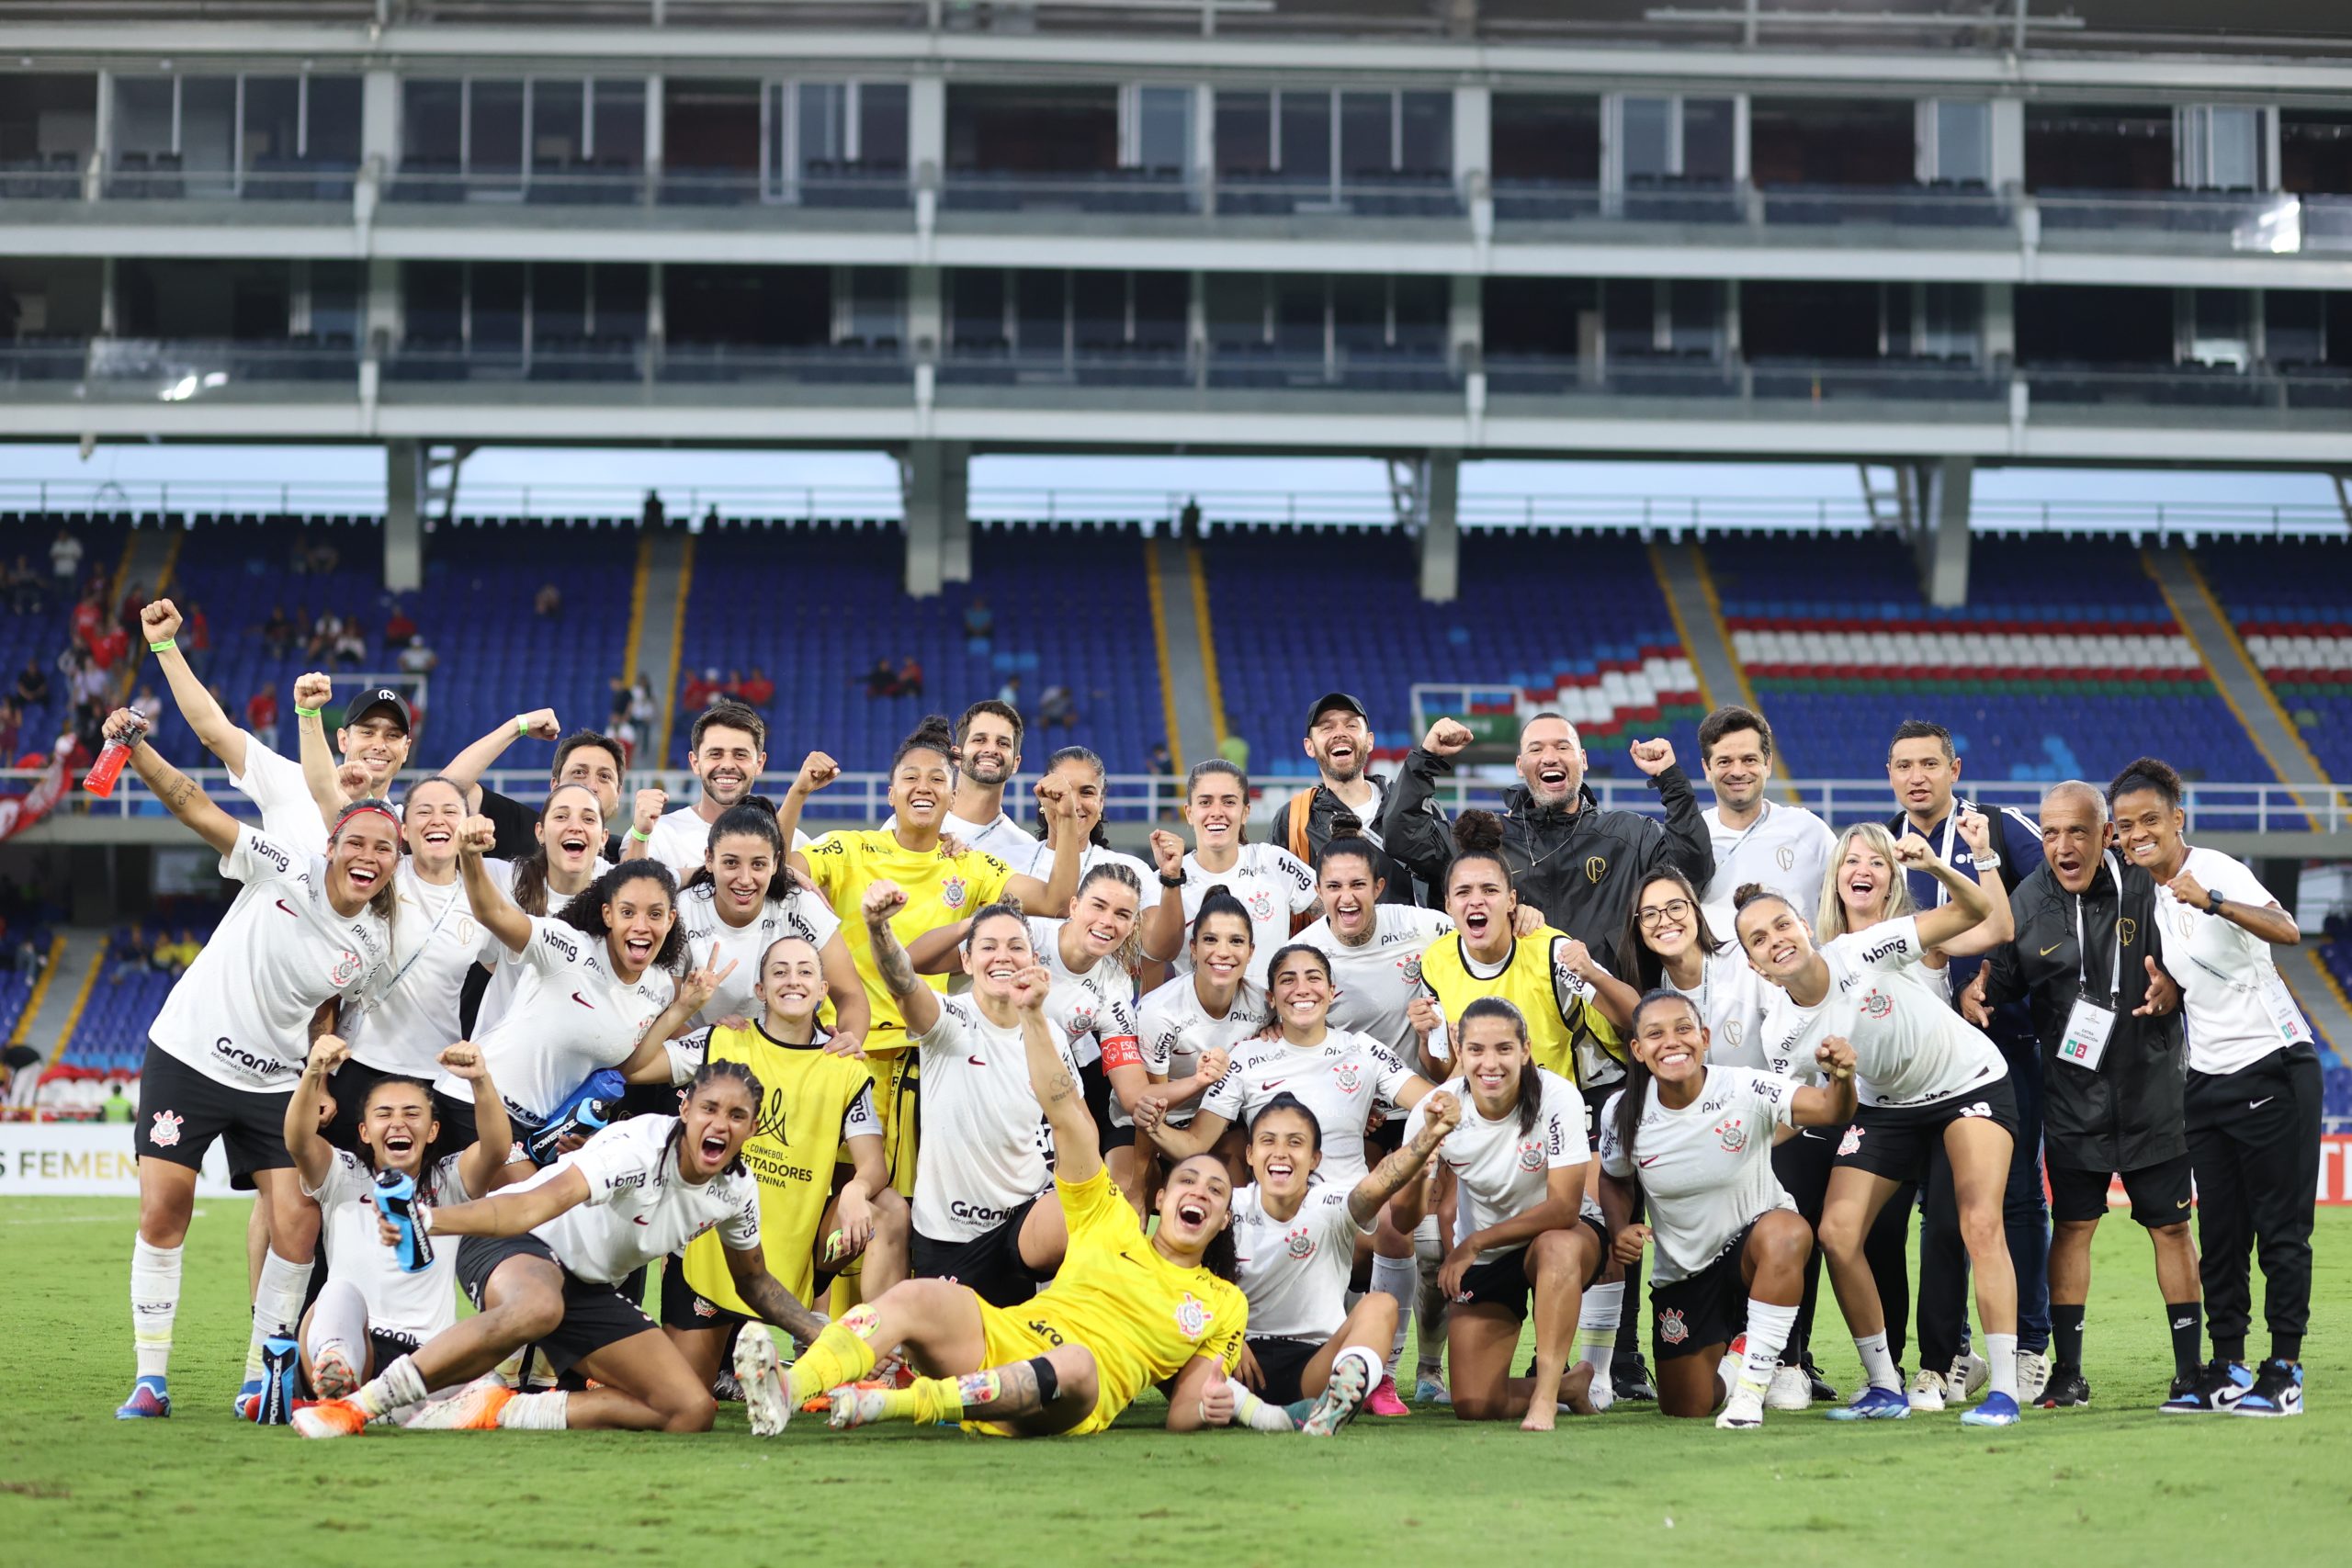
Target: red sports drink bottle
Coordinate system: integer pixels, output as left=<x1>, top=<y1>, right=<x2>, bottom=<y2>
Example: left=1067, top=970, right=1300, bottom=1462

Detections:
left=83, top=715, right=148, bottom=797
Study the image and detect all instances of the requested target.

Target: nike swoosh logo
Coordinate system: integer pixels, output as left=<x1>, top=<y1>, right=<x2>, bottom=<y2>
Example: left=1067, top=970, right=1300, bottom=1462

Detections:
left=275, top=899, right=298, bottom=918
left=572, top=992, right=594, bottom=1009
left=968, top=1055, right=988, bottom=1066
left=1637, top=1155, right=1662, bottom=1168
left=2249, top=1097, right=2274, bottom=1110
left=1261, top=1079, right=1285, bottom=1090
left=632, top=1215, right=651, bottom=1225
left=2040, top=943, right=2063, bottom=957
left=2176, top=1200, right=2191, bottom=1209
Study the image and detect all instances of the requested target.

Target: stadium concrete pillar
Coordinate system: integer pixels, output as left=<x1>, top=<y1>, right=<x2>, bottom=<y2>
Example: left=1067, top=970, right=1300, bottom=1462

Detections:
left=1916, top=456, right=1972, bottom=609
left=1449, top=275, right=1481, bottom=370
left=902, top=439, right=968, bottom=598
left=942, top=443, right=973, bottom=584
left=1419, top=453, right=1461, bottom=604
left=1983, top=282, right=2015, bottom=364
left=909, top=266, right=943, bottom=359
left=645, top=76, right=664, bottom=176
left=385, top=441, right=423, bottom=594
left=1989, top=98, right=2026, bottom=192
left=361, top=71, right=397, bottom=170
left=910, top=76, right=946, bottom=179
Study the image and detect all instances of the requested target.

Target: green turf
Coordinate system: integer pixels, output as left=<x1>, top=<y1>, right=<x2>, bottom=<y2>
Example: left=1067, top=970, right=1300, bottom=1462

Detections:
left=1, top=1201, right=2344, bottom=1567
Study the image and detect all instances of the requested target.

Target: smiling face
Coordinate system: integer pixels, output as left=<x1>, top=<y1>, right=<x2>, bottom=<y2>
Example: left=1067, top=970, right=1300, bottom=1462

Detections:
left=1516, top=715, right=1584, bottom=808
left=692, top=723, right=763, bottom=811
left=960, top=909, right=1035, bottom=1002
left=1190, top=910, right=1253, bottom=994
left=601, top=873, right=675, bottom=981
left=678, top=1076, right=757, bottom=1181
left=1736, top=896, right=1816, bottom=984
left=706, top=829, right=776, bottom=925
left=2041, top=790, right=2111, bottom=895
left=337, top=711, right=412, bottom=790
left=1632, top=996, right=1709, bottom=1088
left=1046, top=755, right=1105, bottom=838
left=1154, top=1152, right=1233, bottom=1257
left=1305, top=709, right=1372, bottom=785
left=536, top=786, right=606, bottom=881
left=1703, top=725, right=1769, bottom=815
left=1246, top=1106, right=1322, bottom=1201
left=1456, top=1014, right=1529, bottom=1117
left=1066, top=876, right=1138, bottom=962
left=359, top=1079, right=437, bottom=1177
left=1186, top=770, right=1246, bottom=852
left=889, top=746, right=953, bottom=833
left=325, top=812, right=401, bottom=914
left=1317, top=850, right=1384, bottom=944
left=958, top=714, right=1022, bottom=790
left=2109, top=787, right=2186, bottom=879
left=1268, top=948, right=1333, bottom=1034
left=1887, top=736, right=1958, bottom=822
left=555, top=741, right=624, bottom=822
left=1446, top=854, right=1517, bottom=956
left=401, top=779, right=467, bottom=872
left=755, top=936, right=823, bottom=1029
left=1835, top=833, right=1899, bottom=927
left=1635, top=876, right=1698, bottom=962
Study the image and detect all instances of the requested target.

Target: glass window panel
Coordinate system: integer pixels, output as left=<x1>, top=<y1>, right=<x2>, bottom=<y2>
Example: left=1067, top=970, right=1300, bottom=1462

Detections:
left=1668, top=279, right=1719, bottom=354
left=1072, top=270, right=1125, bottom=345
left=1934, top=100, right=1989, bottom=185
left=590, top=79, right=644, bottom=166
left=401, top=80, right=463, bottom=164
left=404, top=261, right=465, bottom=339
left=114, top=76, right=175, bottom=159
left=1272, top=275, right=1323, bottom=355
left=1340, top=91, right=1390, bottom=177
left=858, top=82, right=909, bottom=168
left=1681, top=98, right=1735, bottom=181
left=1205, top=272, right=1264, bottom=344
left=950, top=269, right=1005, bottom=344
left=1332, top=276, right=1385, bottom=348
left=179, top=76, right=237, bottom=193
left=849, top=266, right=902, bottom=342
left=308, top=76, right=362, bottom=163
left=310, top=260, right=360, bottom=343
left=1393, top=275, right=1446, bottom=350
left=243, top=77, right=300, bottom=166
left=1602, top=278, right=1655, bottom=355
left=1621, top=96, right=1671, bottom=180
left=799, top=82, right=847, bottom=170
left=1014, top=268, right=1065, bottom=356
left=1214, top=91, right=1270, bottom=174
left=531, top=79, right=583, bottom=171
left=2208, top=107, right=2258, bottom=189
left=469, top=80, right=524, bottom=175
left=1399, top=92, right=1451, bottom=174
left=1278, top=91, right=1329, bottom=179
left=1133, top=272, right=1186, bottom=345
left=1137, top=85, right=1189, bottom=172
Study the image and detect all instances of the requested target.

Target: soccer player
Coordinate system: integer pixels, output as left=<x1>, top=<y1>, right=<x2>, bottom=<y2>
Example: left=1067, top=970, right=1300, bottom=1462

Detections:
left=1005, top=744, right=1153, bottom=889
left=2110, top=756, right=2319, bottom=1418
left=283, top=1036, right=515, bottom=1399
left=465, top=783, right=611, bottom=1037
left=1138, top=759, right=1319, bottom=987
left=1277, top=692, right=1448, bottom=904
left=660, top=936, right=908, bottom=1392
left=1206, top=1089, right=1461, bottom=1434
left=941, top=699, right=1040, bottom=864
left=1734, top=849, right=2027, bottom=1427
left=732, top=961, right=1250, bottom=1438
left=451, top=722, right=630, bottom=863
left=1129, top=889, right=1271, bottom=1191
left=107, top=709, right=397, bottom=1423
left=1964, top=780, right=2193, bottom=1410
left=634, top=701, right=775, bottom=878
left=673, top=801, right=868, bottom=1047
left=294, top=1060, right=832, bottom=1437
left=1696, top=705, right=1836, bottom=914
left=1598, top=991, right=1858, bottom=1430
left=1390, top=998, right=1602, bottom=1431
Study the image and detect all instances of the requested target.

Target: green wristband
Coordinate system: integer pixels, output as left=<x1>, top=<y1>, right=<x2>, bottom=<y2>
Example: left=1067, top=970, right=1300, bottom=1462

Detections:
left=627, top=826, right=652, bottom=843
left=148, top=638, right=176, bottom=653
left=295, top=705, right=323, bottom=719
left=515, top=715, right=529, bottom=737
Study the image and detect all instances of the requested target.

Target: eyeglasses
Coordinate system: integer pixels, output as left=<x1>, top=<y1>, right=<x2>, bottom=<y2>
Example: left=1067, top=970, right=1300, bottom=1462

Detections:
left=1636, top=898, right=1693, bottom=927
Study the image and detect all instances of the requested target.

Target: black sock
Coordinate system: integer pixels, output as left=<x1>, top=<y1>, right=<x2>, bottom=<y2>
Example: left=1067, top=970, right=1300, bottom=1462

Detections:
left=2269, top=1334, right=2301, bottom=1366
left=2051, top=1303, right=2086, bottom=1370
left=2167, top=1303, right=2202, bottom=1380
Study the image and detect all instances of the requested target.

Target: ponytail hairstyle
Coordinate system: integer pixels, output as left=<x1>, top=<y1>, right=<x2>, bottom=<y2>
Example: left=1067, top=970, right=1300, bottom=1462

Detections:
left=662, top=1057, right=765, bottom=1180
left=1072, top=860, right=1146, bottom=971
left=1456, top=996, right=1544, bottom=1134
left=960, top=897, right=1030, bottom=953
left=1191, top=883, right=1255, bottom=953
left=1815, top=822, right=1916, bottom=939
left=1314, top=807, right=1384, bottom=884
left=892, top=714, right=957, bottom=773
left=1619, top=867, right=1722, bottom=993
left=2108, top=753, right=2184, bottom=811
left=1612, top=988, right=1702, bottom=1166
left=1154, top=1152, right=1241, bottom=1284
left=1447, top=809, right=1514, bottom=887
left=512, top=781, right=605, bottom=916
left=1249, top=1089, right=1324, bottom=1153
left=679, top=800, right=793, bottom=906
left=1033, top=744, right=1112, bottom=849
left=1184, top=757, right=1250, bottom=844
left=327, top=796, right=403, bottom=920
left=556, top=860, right=686, bottom=976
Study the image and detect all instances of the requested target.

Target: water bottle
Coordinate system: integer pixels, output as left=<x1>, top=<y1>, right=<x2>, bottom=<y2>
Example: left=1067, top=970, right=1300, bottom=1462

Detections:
left=526, top=1095, right=618, bottom=1168
left=372, top=1168, right=434, bottom=1273
left=83, top=713, right=147, bottom=798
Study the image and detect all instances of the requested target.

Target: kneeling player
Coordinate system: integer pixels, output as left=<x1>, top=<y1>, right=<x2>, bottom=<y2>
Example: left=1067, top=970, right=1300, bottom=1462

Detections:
left=734, top=963, right=1249, bottom=1438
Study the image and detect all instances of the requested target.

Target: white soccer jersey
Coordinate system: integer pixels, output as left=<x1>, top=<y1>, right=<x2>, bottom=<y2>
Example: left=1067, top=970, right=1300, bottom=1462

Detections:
left=345, top=863, right=482, bottom=1078
left=1296, top=905, right=1454, bottom=1057
left=1599, top=1066, right=1797, bottom=1284
left=942, top=808, right=1044, bottom=868
left=444, top=914, right=675, bottom=1124
left=1406, top=1068, right=1589, bottom=1265
left=910, top=997, right=1080, bottom=1244
left=306, top=1149, right=472, bottom=1347
left=469, top=854, right=610, bottom=1038
left=226, top=736, right=338, bottom=854
left=1129, top=972, right=1272, bottom=1129
left=643, top=807, right=810, bottom=882
left=149, top=828, right=391, bottom=1091
left=517, top=1114, right=761, bottom=1284
left=674, top=879, right=842, bottom=1028
left=2150, top=846, right=2312, bottom=1076
left=1008, top=837, right=1152, bottom=893
left=1201, top=1029, right=1416, bottom=1187
left=1028, top=917, right=1140, bottom=1071
left=1176, top=843, right=1318, bottom=988
left=1230, top=1183, right=1365, bottom=1340
left=1664, top=943, right=1774, bottom=1075
left=1702, top=801, right=1837, bottom=916
left=1757, top=917, right=2007, bottom=1109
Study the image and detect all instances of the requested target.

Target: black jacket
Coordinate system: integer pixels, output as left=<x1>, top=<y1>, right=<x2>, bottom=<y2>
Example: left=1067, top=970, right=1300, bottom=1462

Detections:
left=1286, top=773, right=1447, bottom=907
left=1380, top=748, right=1714, bottom=976
left=1980, top=859, right=2186, bottom=1174
left=478, top=785, right=627, bottom=866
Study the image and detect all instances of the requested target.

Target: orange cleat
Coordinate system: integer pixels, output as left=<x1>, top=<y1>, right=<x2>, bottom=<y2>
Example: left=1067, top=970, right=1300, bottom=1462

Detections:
left=290, top=1398, right=369, bottom=1439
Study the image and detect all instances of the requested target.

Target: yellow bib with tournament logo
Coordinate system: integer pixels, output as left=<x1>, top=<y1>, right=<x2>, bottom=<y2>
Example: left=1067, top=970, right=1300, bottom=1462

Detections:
left=1419, top=925, right=1625, bottom=1090
left=800, top=829, right=1014, bottom=1047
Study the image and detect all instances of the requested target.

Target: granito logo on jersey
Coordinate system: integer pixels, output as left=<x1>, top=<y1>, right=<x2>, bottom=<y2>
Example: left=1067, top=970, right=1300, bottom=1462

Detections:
left=1284, top=1225, right=1316, bottom=1260
left=1714, top=1116, right=1747, bottom=1154
left=148, top=1110, right=184, bottom=1148
left=1838, top=1124, right=1863, bottom=1156
left=1860, top=988, right=1893, bottom=1020
left=1658, top=1308, right=1689, bottom=1346
left=1775, top=843, right=1796, bottom=872
left=1174, top=1292, right=1213, bottom=1339
left=1516, top=1138, right=1544, bottom=1172
left=1585, top=856, right=1608, bottom=885
left=1331, top=1061, right=1361, bottom=1094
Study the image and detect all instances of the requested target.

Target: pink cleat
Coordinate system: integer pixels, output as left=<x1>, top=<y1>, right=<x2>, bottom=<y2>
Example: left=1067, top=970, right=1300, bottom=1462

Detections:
left=1364, top=1372, right=1411, bottom=1417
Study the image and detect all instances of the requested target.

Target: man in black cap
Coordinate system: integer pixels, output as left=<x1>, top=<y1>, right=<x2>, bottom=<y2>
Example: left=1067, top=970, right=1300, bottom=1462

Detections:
left=1280, top=692, right=1447, bottom=905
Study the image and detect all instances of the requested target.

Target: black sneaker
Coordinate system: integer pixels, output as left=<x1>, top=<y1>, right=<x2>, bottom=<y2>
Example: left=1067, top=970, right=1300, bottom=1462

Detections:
left=1613, top=1351, right=1657, bottom=1404
left=2234, top=1359, right=2304, bottom=1418
left=2035, top=1365, right=2091, bottom=1408
left=1802, top=1356, right=1840, bottom=1404
left=2158, top=1358, right=2253, bottom=1415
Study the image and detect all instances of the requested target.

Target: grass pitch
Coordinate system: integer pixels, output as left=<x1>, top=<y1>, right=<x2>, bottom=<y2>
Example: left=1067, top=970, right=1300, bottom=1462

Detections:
left=0, top=1200, right=2344, bottom=1568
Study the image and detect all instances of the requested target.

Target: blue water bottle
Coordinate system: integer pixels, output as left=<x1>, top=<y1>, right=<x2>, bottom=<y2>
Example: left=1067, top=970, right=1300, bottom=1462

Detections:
left=373, top=1168, right=434, bottom=1273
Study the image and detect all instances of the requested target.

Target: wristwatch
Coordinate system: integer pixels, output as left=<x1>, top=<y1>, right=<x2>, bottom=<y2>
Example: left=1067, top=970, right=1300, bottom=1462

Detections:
left=2208, top=889, right=2226, bottom=916
left=1159, top=872, right=1185, bottom=888
left=1974, top=852, right=2002, bottom=872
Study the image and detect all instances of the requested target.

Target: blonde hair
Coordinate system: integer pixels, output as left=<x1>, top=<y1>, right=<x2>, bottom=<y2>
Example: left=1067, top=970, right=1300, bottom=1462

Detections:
left=1815, top=822, right=1918, bottom=939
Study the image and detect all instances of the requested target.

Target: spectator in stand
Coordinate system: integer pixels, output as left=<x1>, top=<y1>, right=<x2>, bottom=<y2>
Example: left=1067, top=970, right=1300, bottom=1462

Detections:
left=612, top=714, right=640, bottom=765
left=181, top=600, right=212, bottom=678
left=628, top=676, right=657, bottom=728
left=70, top=651, right=108, bottom=709
left=7, top=557, right=42, bottom=615
left=109, top=921, right=151, bottom=973
left=72, top=590, right=103, bottom=650
left=333, top=614, right=368, bottom=669
left=246, top=686, right=281, bottom=752
left=535, top=581, right=563, bottom=618
left=865, top=659, right=901, bottom=699
left=897, top=657, right=924, bottom=700
left=737, top=667, right=775, bottom=708
left=996, top=672, right=1022, bottom=711
left=73, top=699, right=105, bottom=761
left=15, top=661, right=48, bottom=711
left=4, top=1040, right=42, bottom=1110
left=1038, top=683, right=1077, bottom=733
left=964, top=596, right=995, bottom=652
left=262, top=604, right=295, bottom=659
left=608, top=676, right=633, bottom=728
left=296, top=531, right=338, bottom=575
left=49, top=527, right=82, bottom=592
left=384, top=601, right=417, bottom=645
left=147, top=926, right=181, bottom=974
left=102, top=1079, right=136, bottom=1122
left=641, top=489, right=667, bottom=529
left=684, top=666, right=724, bottom=711
left=397, top=635, right=436, bottom=675
left=0, top=700, right=18, bottom=761
left=119, top=581, right=150, bottom=641
left=305, top=610, right=340, bottom=663
left=130, top=683, right=164, bottom=727
left=166, top=928, right=203, bottom=971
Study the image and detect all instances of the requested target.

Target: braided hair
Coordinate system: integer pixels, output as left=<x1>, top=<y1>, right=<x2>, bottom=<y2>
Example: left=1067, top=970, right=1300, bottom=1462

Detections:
left=662, top=1057, right=766, bottom=1180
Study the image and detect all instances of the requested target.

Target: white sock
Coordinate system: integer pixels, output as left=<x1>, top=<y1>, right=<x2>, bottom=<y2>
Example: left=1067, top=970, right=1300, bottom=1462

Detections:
left=1985, top=1332, right=2018, bottom=1401
left=1855, top=1331, right=1901, bottom=1393
left=353, top=1352, right=430, bottom=1418
left=304, top=1278, right=368, bottom=1374
left=1575, top=1281, right=1623, bottom=1404
left=496, top=1389, right=571, bottom=1430
left=252, top=1248, right=312, bottom=1343
left=1368, top=1252, right=1418, bottom=1375
left=1742, top=1300, right=1799, bottom=1389
left=130, top=1237, right=183, bottom=1381
left=1226, top=1376, right=1298, bottom=1433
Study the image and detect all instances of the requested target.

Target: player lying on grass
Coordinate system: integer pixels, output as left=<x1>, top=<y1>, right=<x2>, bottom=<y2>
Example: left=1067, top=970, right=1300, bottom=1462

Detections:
left=1597, top=990, right=1857, bottom=1430
left=293, top=1059, right=830, bottom=1437
left=732, top=961, right=1257, bottom=1438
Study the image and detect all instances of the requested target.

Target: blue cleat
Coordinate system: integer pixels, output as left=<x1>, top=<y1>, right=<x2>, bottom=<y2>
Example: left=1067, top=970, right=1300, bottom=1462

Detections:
left=232, top=1378, right=263, bottom=1420
left=1961, top=1391, right=2022, bottom=1427
left=2233, top=1359, right=2303, bottom=1418
left=1826, top=1384, right=1911, bottom=1421
left=116, top=1375, right=172, bottom=1419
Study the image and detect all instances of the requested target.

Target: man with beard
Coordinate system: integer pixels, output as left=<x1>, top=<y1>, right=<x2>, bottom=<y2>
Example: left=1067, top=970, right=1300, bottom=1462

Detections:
left=1695, top=705, right=1834, bottom=917
left=631, top=702, right=775, bottom=878
left=941, top=700, right=1039, bottom=865
left=1280, top=693, right=1448, bottom=906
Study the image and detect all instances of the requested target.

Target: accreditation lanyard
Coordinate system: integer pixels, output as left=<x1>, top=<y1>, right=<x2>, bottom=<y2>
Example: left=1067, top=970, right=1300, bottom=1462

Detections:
left=2056, top=852, right=2125, bottom=1074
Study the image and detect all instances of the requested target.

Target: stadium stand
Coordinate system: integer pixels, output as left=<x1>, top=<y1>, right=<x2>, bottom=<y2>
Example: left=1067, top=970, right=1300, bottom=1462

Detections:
left=0, top=515, right=130, bottom=760
left=2194, top=537, right=2352, bottom=784
left=0, top=968, right=34, bottom=1043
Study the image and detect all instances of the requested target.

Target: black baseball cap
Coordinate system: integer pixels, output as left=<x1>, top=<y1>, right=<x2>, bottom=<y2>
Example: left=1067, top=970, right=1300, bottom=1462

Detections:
left=346, top=687, right=413, bottom=734
left=1304, top=692, right=1369, bottom=734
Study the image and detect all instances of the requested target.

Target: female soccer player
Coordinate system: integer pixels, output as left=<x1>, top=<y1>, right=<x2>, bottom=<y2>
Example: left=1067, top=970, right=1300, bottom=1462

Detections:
left=1139, top=759, right=1318, bottom=987
left=468, top=782, right=612, bottom=1037
left=1023, top=864, right=1151, bottom=1206
left=284, top=1035, right=515, bottom=1398
left=732, top=963, right=1250, bottom=1438
left=1127, top=889, right=1268, bottom=1190
left=661, top=935, right=908, bottom=1389
left=1390, top=998, right=1602, bottom=1432
left=674, top=801, right=868, bottom=1047
left=107, top=708, right=397, bottom=1423
left=1597, top=991, right=1857, bottom=1430
left=1011, top=744, right=1154, bottom=888
left=1207, top=1089, right=1461, bottom=1434
left=1734, top=850, right=2026, bottom=1427
left=295, top=1059, right=832, bottom=1437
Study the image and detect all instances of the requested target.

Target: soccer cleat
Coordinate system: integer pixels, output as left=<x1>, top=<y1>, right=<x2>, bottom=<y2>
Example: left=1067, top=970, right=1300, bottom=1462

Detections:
left=2014, top=1349, right=2050, bottom=1405
left=114, top=1376, right=171, bottom=1419
left=405, top=1380, right=514, bottom=1430
left=1414, top=1371, right=1452, bottom=1406
left=2160, top=1359, right=2253, bottom=1415
left=1826, top=1384, right=1911, bottom=1421
left=1363, top=1371, right=1410, bottom=1418
left=255, top=1336, right=301, bottom=1426
left=310, top=1342, right=361, bottom=1401
left=232, top=1378, right=263, bottom=1420
left=2035, top=1367, right=2091, bottom=1409
left=291, top=1398, right=369, bottom=1439
left=711, top=1368, right=743, bottom=1404
left=1765, top=1363, right=1814, bottom=1412
left=1612, top=1351, right=1657, bottom=1403
left=1302, top=1349, right=1377, bottom=1437
left=1960, top=1391, right=2021, bottom=1427
left=2233, top=1359, right=2303, bottom=1418
left=732, top=1323, right=792, bottom=1437
left=1802, top=1358, right=1840, bottom=1404
left=1715, top=1379, right=1768, bottom=1430
left=824, top=1382, right=894, bottom=1430
left=1906, top=1369, right=1947, bottom=1412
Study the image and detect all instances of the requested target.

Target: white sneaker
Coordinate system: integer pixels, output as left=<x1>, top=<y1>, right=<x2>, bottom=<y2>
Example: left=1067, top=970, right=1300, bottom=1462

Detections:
left=1715, top=1379, right=1767, bottom=1430
left=1907, top=1369, right=1948, bottom=1412
left=1765, top=1363, right=1813, bottom=1412
left=2015, top=1349, right=2051, bottom=1406
left=1951, top=1350, right=1991, bottom=1402
left=732, top=1323, right=793, bottom=1438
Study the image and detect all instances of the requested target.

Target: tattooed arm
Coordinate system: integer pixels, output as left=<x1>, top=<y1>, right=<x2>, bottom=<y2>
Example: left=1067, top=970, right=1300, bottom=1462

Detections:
left=1349, top=1090, right=1459, bottom=1229
left=723, top=1246, right=830, bottom=1348
left=861, top=880, right=939, bottom=1036
left=113, top=710, right=243, bottom=857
